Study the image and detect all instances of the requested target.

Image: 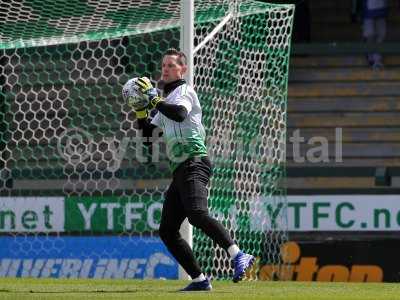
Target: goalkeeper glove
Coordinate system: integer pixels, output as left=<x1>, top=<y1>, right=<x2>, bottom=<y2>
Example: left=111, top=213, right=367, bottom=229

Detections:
left=125, top=92, right=148, bottom=119
left=135, top=109, right=148, bottom=120
left=124, top=78, right=149, bottom=111
left=127, top=95, right=148, bottom=112
left=126, top=98, right=148, bottom=119
left=136, top=77, right=163, bottom=110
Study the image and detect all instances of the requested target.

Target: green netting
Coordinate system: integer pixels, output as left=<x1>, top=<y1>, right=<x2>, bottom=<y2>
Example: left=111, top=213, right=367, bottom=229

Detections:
left=0, top=0, right=294, bottom=280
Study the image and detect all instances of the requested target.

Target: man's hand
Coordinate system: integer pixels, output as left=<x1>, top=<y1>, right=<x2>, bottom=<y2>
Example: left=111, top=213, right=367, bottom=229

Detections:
left=136, top=77, right=163, bottom=110
left=126, top=98, right=148, bottom=119
left=127, top=95, right=149, bottom=112
left=123, top=77, right=150, bottom=111
left=135, top=109, right=148, bottom=120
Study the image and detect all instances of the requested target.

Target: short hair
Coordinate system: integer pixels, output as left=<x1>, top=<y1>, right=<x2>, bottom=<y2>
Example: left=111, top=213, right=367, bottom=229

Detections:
left=164, top=48, right=187, bottom=66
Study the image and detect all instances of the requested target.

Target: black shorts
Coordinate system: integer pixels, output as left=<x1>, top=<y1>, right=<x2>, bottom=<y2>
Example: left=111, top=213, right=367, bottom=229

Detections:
left=161, top=156, right=212, bottom=229
left=171, top=156, right=212, bottom=212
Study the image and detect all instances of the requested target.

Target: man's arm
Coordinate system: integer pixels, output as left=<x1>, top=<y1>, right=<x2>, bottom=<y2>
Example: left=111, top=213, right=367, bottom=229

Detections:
left=136, top=111, right=163, bottom=148
left=135, top=77, right=189, bottom=123
left=136, top=103, right=187, bottom=137
left=155, top=102, right=188, bottom=122
left=137, top=117, right=158, bottom=138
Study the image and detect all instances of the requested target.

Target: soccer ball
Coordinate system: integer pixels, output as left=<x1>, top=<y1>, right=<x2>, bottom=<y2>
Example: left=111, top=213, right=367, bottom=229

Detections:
left=122, top=77, right=148, bottom=110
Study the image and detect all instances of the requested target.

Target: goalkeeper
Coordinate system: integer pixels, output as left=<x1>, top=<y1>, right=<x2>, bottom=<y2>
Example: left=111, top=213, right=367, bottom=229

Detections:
left=123, top=48, right=254, bottom=291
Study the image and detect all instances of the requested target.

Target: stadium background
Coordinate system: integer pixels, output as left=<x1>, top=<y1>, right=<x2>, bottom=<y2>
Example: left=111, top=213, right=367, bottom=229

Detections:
left=281, top=0, right=400, bottom=283
left=0, top=0, right=399, bottom=282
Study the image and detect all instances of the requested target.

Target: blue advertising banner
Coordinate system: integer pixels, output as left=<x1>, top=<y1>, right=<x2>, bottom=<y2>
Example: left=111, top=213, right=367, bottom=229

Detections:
left=0, top=236, right=178, bottom=279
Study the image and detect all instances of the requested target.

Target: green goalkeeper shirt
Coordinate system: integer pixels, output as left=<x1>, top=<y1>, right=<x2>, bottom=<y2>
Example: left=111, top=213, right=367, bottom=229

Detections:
left=151, top=82, right=208, bottom=171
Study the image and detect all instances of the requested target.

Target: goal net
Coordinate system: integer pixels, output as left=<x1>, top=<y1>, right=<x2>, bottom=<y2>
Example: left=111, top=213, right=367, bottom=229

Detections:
left=0, top=0, right=294, bottom=280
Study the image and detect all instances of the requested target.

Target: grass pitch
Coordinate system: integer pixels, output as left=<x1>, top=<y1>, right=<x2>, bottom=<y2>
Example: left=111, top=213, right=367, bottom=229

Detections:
left=0, top=278, right=399, bottom=300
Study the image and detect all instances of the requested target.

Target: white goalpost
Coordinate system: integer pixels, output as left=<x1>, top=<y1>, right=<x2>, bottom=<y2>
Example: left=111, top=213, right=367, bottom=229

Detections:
left=179, top=0, right=194, bottom=280
left=178, top=0, right=293, bottom=280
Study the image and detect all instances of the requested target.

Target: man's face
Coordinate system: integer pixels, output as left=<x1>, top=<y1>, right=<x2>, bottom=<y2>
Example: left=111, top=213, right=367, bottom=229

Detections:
left=161, top=55, right=187, bottom=83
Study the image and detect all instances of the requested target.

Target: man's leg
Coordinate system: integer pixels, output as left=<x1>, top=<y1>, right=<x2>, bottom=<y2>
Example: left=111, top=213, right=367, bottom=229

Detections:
left=177, top=157, right=234, bottom=249
left=371, top=17, right=387, bottom=68
left=158, top=180, right=204, bottom=280
left=177, top=157, right=254, bottom=282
